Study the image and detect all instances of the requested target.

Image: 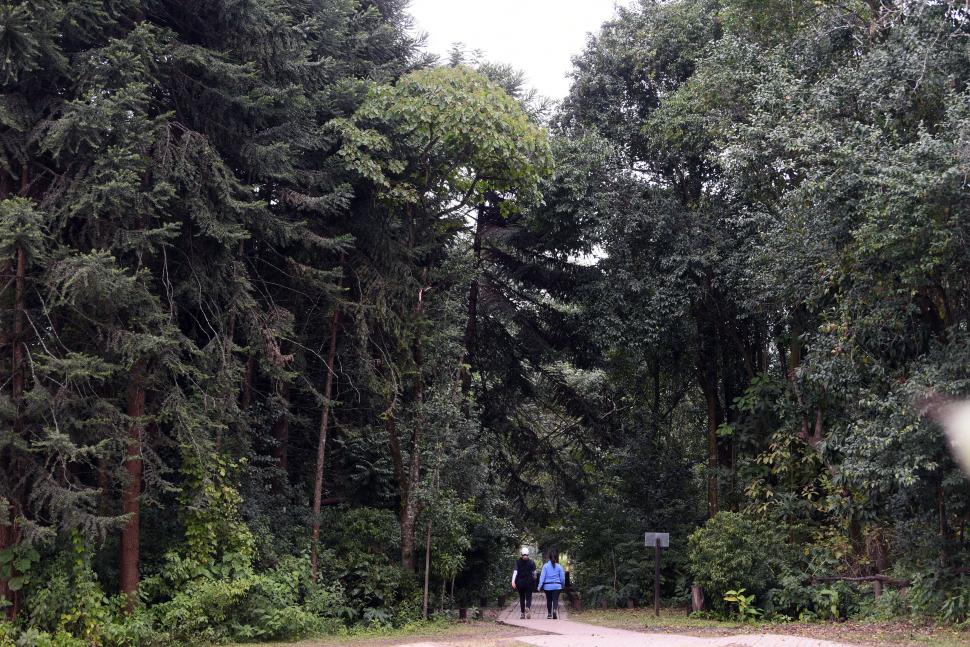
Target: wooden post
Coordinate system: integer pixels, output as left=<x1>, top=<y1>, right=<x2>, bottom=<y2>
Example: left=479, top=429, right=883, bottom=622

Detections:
left=572, top=593, right=583, bottom=612
left=873, top=579, right=882, bottom=599
left=654, top=537, right=661, bottom=617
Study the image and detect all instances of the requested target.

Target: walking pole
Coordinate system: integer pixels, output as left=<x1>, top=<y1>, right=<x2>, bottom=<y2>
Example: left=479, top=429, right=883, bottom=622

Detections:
left=644, top=532, right=668, bottom=618
left=654, top=536, right=661, bottom=617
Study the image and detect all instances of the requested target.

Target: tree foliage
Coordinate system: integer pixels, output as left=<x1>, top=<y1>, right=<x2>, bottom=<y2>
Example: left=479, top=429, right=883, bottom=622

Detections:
left=3, top=0, right=970, bottom=640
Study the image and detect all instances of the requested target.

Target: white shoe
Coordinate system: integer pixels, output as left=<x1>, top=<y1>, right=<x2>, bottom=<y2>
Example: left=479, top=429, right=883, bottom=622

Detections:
left=526, top=608, right=531, bottom=619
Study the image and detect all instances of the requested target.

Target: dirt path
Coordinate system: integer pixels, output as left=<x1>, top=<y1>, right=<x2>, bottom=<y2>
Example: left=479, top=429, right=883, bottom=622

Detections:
left=497, top=595, right=855, bottom=647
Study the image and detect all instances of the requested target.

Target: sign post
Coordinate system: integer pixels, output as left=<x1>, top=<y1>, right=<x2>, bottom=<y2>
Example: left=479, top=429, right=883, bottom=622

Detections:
left=644, top=532, right=669, bottom=617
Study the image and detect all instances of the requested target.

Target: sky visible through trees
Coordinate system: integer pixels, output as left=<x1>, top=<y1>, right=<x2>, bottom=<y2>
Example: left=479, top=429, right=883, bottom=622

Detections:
left=1, top=1, right=970, bottom=645
left=408, top=0, right=627, bottom=99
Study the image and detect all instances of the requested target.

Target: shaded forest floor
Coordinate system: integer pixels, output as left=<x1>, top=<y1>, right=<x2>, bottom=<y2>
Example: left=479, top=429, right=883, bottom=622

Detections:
left=572, top=608, right=970, bottom=646
left=233, top=620, right=537, bottom=647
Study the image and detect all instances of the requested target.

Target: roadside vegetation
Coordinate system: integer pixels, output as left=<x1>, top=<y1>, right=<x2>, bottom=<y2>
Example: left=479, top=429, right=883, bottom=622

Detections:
left=2, top=0, right=970, bottom=645
left=575, top=608, right=970, bottom=647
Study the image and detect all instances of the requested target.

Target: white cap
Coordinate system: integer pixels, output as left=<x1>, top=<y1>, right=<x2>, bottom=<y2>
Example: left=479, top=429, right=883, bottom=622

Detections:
left=521, top=547, right=529, bottom=556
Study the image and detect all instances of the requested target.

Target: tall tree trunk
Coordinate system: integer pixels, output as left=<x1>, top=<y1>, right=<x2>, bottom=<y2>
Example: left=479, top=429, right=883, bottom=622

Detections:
left=0, top=178, right=8, bottom=584
left=939, top=484, right=950, bottom=566
left=11, top=245, right=25, bottom=436
left=271, top=380, right=291, bottom=492
left=400, top=282, right=428, bottom=572
left=120, top=364, right=146, bottom=610
left=701, top=376, right=719, bottom=519
left=311, top=306, right=341, bottom=582
left=460, top=205, right=485, bottom=417
left=718, top=321, right=737, bottom=508
left=98, top=455, right=113, bottom=515
left=1, top=240, right=27, bottom=619
left=696, top=308, right=721, bottom=519
left=217, top=240, right=248, bottom=453
left=651, top=354, right=661, bottom=436
left=0, top=510, right=14, bottom=620
left=422, top=518, right=433, bottom=619
left=386, top=414, right=408, bottom=506
left=421, top=461, right=441, bottom=619
left=240, top=354, right=255, bottom=410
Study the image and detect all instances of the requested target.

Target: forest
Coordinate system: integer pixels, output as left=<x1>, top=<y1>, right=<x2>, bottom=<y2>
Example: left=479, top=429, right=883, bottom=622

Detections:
left=1, top=0, right=970, bottom=645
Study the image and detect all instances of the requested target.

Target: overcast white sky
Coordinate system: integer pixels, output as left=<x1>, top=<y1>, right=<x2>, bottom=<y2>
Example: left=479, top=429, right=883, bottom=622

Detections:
left=407, top=0, right=631, bottom=100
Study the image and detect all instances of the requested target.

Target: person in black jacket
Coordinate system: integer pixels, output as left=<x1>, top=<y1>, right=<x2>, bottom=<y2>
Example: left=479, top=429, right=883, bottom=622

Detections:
left=510, top=547, right=537, bottom=619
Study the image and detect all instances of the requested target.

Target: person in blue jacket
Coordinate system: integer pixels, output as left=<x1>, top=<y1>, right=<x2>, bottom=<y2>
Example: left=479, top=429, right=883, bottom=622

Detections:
left=538, top=549, right=565, bottom=619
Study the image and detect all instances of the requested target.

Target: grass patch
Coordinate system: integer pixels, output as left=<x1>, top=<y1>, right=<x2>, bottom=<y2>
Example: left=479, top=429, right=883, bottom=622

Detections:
left=573, top=607, right=970, bottom=646
left=573, top=607, right=743, bottom=632
left=230, top=617, right=534, bottom=647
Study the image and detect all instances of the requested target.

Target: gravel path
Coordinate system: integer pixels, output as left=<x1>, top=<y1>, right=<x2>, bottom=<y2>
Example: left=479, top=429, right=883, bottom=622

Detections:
left=498, top=595, right=855, bottom=647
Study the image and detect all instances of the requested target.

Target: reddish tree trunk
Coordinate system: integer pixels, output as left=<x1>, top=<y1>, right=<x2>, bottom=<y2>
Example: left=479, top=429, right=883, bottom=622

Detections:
left=120, top=366, right=146, bottom=610
left=311, top=307, right=341, bottom=582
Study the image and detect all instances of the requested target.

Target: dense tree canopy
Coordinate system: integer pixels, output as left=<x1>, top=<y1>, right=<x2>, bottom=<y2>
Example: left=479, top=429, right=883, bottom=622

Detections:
left=2, top=0, right=970, bottom=643
left=551, top=0, right=970, bottom=618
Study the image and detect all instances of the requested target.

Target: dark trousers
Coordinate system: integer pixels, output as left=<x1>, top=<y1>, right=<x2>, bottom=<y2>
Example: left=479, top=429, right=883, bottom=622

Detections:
left=518, top=587, right=532, bottom=613
left=545, top=589, right=561, bottom=615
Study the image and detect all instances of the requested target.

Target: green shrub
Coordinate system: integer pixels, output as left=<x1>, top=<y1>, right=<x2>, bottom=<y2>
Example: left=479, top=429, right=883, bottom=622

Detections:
left=0, top=622, right=16, bottom=647
left=910, top=571, right=970, bottom=624
left=304, top=579, right=354, bottom=621
left=688, top=512, right=792, bottom=611
left=98, top=605, right=159, bottom=647
left=234, top=557, right=341, bottom=640
left=0, top=626, right=85, bottom=647
left=858, top=588, right=910, bottom=621
left=150, top=555, right=350, bottom=643
left=723, top=588, right=763, bottom=621
left=18, top=538, right=162, bottom=647
left=816, top=582, right=863, bottom=620
left=766, top=572, right=813, bottom=617
left=151, top=576, right=252, bottom=644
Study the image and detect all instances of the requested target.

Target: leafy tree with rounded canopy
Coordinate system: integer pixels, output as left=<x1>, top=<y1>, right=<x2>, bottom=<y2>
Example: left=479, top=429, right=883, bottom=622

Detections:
left=346, top=65, right=551, bottom=215
left=325, top=65, right=552, bottom=572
